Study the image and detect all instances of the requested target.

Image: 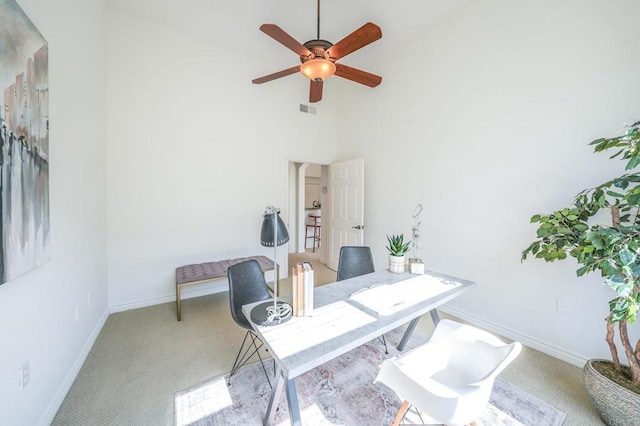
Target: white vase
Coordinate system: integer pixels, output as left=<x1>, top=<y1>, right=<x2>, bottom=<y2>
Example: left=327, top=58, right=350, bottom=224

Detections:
left=388, top=255, right=405, bottom=273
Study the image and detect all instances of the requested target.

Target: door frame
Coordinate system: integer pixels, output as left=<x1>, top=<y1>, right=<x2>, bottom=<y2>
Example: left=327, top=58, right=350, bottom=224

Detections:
left=286, top=157, right=365, bottom=272
left=287, top=160, right=329, bottom=262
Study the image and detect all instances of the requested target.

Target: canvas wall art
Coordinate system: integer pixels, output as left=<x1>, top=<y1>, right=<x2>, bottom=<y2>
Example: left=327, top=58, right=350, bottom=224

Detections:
left=0, top=0, right=50, bottom=284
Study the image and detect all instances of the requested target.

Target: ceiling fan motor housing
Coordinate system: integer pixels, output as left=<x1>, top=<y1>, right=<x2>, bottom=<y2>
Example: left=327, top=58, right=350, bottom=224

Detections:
left=301, top=39, right=334, bottom=63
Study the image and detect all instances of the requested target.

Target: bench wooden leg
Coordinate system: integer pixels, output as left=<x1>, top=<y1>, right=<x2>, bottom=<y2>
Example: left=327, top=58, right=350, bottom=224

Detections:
left=176, top=284, right=182, bottom=321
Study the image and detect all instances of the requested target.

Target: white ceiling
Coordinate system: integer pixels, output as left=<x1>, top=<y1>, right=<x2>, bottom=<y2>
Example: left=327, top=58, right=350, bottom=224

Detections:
left=107, top=0, right=472, bottom=68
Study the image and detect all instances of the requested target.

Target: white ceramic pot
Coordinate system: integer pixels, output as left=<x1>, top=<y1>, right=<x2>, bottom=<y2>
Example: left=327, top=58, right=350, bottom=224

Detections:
left=388, top=255, right=405, bottom=273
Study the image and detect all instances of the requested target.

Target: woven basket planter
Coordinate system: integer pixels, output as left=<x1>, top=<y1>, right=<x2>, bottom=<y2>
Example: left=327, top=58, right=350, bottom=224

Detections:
left=583, top=359, right=640, bottom=426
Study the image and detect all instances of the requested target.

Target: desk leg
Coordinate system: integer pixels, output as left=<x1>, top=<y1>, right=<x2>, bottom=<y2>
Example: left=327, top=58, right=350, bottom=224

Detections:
left=264, top=366, right=285, bottom=426
left=397, top=316, right=420, bottom=351
left=397, top=309, right=441, bottom=351
left=429, top=308, right=441, bottom=325
left=285, top=378, right=302, bottom=426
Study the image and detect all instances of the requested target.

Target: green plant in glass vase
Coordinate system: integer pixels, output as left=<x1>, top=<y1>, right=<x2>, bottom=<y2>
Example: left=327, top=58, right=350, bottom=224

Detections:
left=522, top=121, right=640, bottom=400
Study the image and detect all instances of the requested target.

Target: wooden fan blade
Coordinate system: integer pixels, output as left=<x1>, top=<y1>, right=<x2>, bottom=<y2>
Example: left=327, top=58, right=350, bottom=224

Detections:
left=252, top=66, right=301, bottom=84
left=328, top=22, right=382, bottom=60
left=260, top=24, right=312, bottom=57
left=309, top=80, right=323, bottom=103
left=334, top=63, right=382, bottom=87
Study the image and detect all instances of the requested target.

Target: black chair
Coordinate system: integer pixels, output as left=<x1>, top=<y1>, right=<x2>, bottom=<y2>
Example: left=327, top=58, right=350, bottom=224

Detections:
left=337, top=246, right=376, bottom=281
left=227, top=259, right=273, bottom=388
left=336, top=246, right=388, bottom=353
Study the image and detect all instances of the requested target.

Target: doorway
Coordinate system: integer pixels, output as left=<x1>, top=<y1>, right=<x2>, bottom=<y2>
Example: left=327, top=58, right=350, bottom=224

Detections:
left=287, top=157, right=366, bottom=273
left=288, top=162, right=329, bottom=264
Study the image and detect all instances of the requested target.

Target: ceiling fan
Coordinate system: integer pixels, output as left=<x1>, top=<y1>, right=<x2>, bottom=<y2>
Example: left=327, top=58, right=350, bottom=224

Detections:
left=252, top=0, right=382, bottom=103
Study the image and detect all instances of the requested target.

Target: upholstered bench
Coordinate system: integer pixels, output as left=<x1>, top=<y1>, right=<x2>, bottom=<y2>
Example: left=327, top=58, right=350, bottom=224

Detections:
left=175, top=255, right=276, bottom=321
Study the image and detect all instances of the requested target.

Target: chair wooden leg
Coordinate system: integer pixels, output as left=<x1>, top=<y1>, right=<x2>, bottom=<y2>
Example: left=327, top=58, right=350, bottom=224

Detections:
left=392, top=401, right=411, bottom=426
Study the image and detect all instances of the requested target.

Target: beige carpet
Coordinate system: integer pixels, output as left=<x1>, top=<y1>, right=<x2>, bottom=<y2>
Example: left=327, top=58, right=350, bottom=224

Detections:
left=53, top=252, right=603, bottom=425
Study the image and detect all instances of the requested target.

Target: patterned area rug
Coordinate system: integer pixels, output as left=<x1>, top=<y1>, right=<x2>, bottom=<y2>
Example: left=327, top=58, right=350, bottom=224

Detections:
left=175, top=329, right=565, bottom=425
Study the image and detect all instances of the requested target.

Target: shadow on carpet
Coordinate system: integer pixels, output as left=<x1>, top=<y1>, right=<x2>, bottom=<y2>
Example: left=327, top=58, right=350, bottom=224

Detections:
left=175, top=328, right=565, bottom=425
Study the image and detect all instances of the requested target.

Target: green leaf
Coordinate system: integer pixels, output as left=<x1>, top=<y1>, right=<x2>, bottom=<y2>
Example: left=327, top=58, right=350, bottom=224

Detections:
left=601, top=262, right=619, bottom=277
left=626, top=156, right=640, bottom=170
left=591, top=237, right=605, bottom=250
left=619, top=249, right=636, bottom=265
left=537, top=228, right=552, bottom=238
left=607, top=190, right=625, bottom=198
left=610, top=149, right=625, bottom=160
left=613, top=177, right=629, bottom=189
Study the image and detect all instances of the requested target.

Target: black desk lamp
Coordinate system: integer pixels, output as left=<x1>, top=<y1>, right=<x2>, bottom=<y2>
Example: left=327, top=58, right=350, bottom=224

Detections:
left=250, top=205, right=293, bottom=325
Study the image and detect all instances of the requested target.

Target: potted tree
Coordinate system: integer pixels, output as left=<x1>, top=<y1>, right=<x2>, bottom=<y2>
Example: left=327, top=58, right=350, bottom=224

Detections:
left=386, top=234, right=410, bottom=273
left=521, top=120, right=640, bottom=425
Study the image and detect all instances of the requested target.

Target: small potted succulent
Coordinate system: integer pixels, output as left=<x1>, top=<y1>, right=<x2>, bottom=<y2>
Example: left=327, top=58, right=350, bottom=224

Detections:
left=386, top=234, right=410, bottom=273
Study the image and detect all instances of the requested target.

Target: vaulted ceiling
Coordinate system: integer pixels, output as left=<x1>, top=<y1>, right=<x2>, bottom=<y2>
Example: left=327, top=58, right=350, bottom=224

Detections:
left=107, top=0, right=472, bottom=69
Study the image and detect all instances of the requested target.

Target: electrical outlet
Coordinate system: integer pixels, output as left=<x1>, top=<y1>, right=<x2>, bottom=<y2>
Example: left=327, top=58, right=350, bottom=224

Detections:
left=18, top=362, right=29, bottom=390
left=87, top=292, right=91, bottom=307
left=75, top=306, right=79, bottom=322
left=556, top=298, right=569, bottom=314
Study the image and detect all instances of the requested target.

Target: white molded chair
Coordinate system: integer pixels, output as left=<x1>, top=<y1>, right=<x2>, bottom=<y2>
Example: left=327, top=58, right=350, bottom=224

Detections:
left=375, top=319, right=522, bottom=426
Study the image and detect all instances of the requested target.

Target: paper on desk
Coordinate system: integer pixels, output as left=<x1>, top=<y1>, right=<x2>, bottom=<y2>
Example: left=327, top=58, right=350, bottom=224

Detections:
left=349, top=274, right=460, bottom=315
left=259, top=300, right=376, bottom=358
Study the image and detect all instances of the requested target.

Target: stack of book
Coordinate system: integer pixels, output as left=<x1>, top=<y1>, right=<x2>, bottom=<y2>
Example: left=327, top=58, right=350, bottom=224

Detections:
left=292, top=261, right=314, bottom=316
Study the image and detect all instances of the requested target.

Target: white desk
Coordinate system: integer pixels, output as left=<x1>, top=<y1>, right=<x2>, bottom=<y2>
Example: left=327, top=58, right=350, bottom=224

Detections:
left=243, top=269, right=475, bottom=425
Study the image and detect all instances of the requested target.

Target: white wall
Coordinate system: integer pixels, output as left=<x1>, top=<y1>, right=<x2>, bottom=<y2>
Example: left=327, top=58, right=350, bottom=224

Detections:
left=3, top=1, right=637, bottom=423
left=106, top=9, right=338, bottom=310
left=0, top=0, right=108, bottom=425
left=337, top=0, right=640, bottom=365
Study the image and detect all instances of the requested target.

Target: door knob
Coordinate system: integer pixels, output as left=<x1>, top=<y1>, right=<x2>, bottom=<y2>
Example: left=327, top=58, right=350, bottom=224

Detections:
left=352, top=225, right=365, bottom=230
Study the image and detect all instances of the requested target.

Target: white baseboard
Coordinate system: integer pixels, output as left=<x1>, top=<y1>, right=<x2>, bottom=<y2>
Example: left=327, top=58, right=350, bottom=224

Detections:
left=39, top=306, right=110, bottom=426
left=440, top=306, right=588, bottom=368
left=108, top=281, right=228, bottom=313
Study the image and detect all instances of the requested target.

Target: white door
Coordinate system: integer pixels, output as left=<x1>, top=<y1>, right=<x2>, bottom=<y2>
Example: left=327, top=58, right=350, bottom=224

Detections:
left=327, top=158, right=365, bottom=270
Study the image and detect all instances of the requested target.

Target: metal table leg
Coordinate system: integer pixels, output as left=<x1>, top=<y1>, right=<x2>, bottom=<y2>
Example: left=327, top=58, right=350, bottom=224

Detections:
left=397, top=309, right=441, bottom=351
left=398, top=316, right=420, bottom=351
left=285, top=378, right=302, bottom=426
left=264, top=366, right=285, bottom=426
left=429, top=308, right=440, bottom=325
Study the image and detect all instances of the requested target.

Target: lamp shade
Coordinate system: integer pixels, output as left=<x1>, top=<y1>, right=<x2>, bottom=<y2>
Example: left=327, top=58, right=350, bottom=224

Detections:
left=261, top=210, right=289, bottom=247
left=300, top=59, right=336, bottom=82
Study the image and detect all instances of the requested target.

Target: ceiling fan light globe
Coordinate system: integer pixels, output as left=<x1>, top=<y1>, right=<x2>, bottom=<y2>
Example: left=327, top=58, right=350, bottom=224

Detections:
left=300, top=59, right=336, bottom=82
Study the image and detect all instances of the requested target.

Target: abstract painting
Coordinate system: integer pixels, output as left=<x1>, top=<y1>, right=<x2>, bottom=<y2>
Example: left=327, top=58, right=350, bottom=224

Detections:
left=0, top=0, right=49, bottom=284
